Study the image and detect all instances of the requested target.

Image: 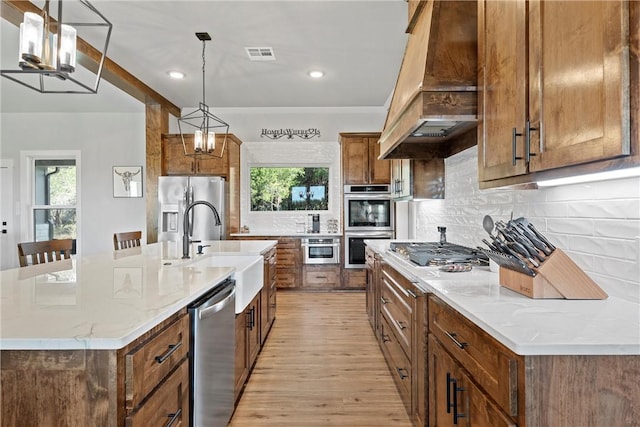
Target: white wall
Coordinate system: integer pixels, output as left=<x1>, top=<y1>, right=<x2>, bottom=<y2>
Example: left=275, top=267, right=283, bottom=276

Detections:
left=1, top=111, right=147, bottom=266
left=411, top=146, right=640, bottom=303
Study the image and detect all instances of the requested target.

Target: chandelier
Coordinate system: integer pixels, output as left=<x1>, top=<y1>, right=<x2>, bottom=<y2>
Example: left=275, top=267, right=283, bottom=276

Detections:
left=177, top=32, right=229, bottom=159
left=0, top=0, right=112, bottom=94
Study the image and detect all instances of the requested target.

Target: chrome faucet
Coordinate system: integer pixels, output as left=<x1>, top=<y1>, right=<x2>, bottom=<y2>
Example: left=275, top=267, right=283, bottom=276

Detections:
left=182, top=200, right=222, bottom=259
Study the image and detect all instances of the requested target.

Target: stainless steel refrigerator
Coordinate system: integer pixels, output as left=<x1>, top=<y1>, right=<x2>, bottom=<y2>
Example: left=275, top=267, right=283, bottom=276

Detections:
left=158, top=176, right=226, bottom=242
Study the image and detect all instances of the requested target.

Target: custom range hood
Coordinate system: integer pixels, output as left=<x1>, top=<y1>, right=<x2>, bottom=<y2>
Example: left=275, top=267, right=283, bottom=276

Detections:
left=379, top=1, right=478, bottom=159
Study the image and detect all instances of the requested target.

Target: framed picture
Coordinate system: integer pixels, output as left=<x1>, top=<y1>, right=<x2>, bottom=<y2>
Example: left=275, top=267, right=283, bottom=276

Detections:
left=113, top=166, right=143, bottom=198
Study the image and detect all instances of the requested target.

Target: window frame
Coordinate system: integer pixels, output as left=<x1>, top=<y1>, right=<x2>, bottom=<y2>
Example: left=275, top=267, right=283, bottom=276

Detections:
left=20, top=150, right=81, bottom=253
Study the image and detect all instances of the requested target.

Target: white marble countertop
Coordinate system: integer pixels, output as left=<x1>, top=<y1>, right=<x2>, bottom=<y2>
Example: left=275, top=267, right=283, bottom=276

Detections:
left=231, top=232, right=341, bottom=238
left=366, top=240, right=640, bottom=356
left=0, top=240, right=277, bottom=351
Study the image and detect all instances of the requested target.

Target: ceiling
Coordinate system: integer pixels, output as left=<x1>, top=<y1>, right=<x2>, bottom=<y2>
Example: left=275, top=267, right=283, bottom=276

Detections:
left=0, top=1, right=409, bottom=114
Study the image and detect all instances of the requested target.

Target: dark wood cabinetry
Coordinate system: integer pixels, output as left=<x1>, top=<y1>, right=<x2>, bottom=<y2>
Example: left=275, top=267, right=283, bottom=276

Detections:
left=378, top=262, right=427, bottom=426
left=260, top=247, right=277, bottom=345
left=478, top=0, right=639, bottom=188
left=340, top=132, right=391, bottom=185
left=391, top=158, right=445, bottom=200
left=235, top=292, right=261, bottom=402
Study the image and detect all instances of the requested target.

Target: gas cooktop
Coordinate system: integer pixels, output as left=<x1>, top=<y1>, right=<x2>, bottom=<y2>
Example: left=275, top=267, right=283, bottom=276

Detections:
left=389, top=242, right=489, bottom=267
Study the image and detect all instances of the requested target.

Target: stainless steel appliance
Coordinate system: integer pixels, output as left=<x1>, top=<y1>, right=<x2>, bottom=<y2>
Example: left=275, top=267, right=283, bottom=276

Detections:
left=344, top=184, right=393, bottom=232
left=158, top=176, right=225, bottom=242
left=189, top=278, right=236, bottom=427
left=344, top=231, right=394, bottom=268
left=344, top=184, right=394, bottom=268
left=301, top=237, right=340, bottom=264
left=389, top=242, right=488, bottom=266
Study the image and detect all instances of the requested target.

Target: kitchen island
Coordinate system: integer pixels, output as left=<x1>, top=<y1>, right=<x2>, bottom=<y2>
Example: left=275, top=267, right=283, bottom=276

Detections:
left=366, top=240, right=640, bottom=426
left=0, top=239, right=276, bottom=427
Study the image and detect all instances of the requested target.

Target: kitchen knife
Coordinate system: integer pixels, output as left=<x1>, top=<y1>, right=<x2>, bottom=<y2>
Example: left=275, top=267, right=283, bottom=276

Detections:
left=527, top=223, right=556, bottom=252
left=508, top=224, right=546, bottom=262
left=507, top=241, right=540, bottom=268
left=515, top=222, right=552, bottom=256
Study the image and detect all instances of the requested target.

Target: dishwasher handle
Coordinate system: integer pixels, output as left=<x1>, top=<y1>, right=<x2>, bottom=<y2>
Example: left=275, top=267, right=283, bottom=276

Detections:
left=197, top=283, right=236, bottom=320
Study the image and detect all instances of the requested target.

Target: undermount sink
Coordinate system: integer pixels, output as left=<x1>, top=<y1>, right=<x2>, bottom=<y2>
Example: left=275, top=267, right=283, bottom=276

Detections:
left=195, top=255, right=263, bottom=314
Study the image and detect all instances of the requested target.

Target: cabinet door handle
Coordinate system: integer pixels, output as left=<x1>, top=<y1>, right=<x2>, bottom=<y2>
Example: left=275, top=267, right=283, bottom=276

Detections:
left=166, top=408, right=182, bottom=427
left=446, top=372, right=454, bottom=414
left=453, top=380, right=467, bottom=424
left=380, top=296, right=389, bottom=305
left=512, top=127, right=524, bottom=166
left=381, top=334, right=391, bottom=343
left=396, top=367, right=408, bottom=380
left=525, top=120, right=538, bottom=163
left=155, top=342, right=182, bottom=364
left=396, top=319, right=407, bottom=330
left=405, top=287, right=417, bottom=298
left=445, top=331, right=468, bottom=349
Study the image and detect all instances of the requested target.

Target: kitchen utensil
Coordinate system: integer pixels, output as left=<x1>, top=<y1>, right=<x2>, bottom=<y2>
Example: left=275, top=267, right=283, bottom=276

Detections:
left=508, top=224, right=546, bottom=262
left=514, top=222, right=552, bottom=256
left=478, top=248, right=536, bottom=276
left=507, top=241, right=540, bottom=267
left=514, top=217, right=556, bottom=252
left=482, top=215, right=495, bottom=237
left=440, top=264, right=473, bottom=273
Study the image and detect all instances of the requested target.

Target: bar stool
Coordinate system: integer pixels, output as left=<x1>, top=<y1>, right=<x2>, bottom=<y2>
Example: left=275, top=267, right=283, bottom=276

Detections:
left=17, top=239, right=73, bottom=267
left=113, top=231, right=142, bottom=250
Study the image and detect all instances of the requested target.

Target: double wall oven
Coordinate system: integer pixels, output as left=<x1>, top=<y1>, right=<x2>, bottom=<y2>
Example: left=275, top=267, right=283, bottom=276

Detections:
left=344, top=184, right=394, bottom=268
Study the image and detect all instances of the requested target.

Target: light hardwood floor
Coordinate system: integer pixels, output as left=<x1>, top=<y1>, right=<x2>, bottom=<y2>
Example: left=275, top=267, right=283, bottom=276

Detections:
left=229, top=292, right=412, bottom=427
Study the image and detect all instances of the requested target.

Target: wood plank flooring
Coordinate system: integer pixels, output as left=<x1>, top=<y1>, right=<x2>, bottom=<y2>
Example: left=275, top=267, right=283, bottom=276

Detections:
left=229, top=292, right=412, bottom=427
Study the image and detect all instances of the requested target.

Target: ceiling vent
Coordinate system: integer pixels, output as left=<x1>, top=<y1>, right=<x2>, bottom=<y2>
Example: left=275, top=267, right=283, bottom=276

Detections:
left=245, top=47, right=276, bottom=61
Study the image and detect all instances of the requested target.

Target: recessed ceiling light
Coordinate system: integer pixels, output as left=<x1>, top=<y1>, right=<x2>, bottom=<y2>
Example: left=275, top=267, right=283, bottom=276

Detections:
left=168, top=71, right=185, bottom=79
left=309, top=70, right=324, bottom=79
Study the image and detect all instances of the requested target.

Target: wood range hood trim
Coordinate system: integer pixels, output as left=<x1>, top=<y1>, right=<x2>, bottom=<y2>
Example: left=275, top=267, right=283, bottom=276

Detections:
left=379, top=0, right=478, bottom=160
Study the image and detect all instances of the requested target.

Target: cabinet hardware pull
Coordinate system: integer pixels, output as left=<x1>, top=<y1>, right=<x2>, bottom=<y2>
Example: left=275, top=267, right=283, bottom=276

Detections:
left=446, top=372, right=454, bottom=414
left=380, top=296, right=389, bottom=305
left=445, top=331, right=468, bottom=349
left=396, top=320, right=407, bottom=330
left=525, top=120, right=538, bottom=163
left=405, top=288, right=417, bottom=298
left=166, top=408, right=182, bottom=427
left=453, top=381, right=467, bottom=424
left=155, top=342, right=182, bottom=364
left=397, top=367, right=408, bottom=380
left=512, top=127, right=524, bottom=166
left=382, top=334, right=391, bottom=343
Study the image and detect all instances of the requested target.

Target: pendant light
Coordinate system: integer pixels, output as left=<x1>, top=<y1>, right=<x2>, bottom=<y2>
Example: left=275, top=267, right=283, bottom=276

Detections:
left=177, top=32, right=229, bottom=159
left=1, top=0, right=112, bottom=94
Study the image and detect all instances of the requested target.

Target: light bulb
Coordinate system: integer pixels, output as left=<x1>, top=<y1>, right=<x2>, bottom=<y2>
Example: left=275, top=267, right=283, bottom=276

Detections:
left=20, top=12, right=44, bottom=65
left=59, top=24, right=77, bottom=72
left=194, top=130, right=204, bottom=152
left=206, top=131, right=215, bottom=152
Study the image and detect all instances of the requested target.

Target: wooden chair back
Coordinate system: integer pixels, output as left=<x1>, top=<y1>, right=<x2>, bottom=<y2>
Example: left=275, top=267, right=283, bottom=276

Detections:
left=113, top=231, right=142, bottom=250
left=17, top=239, right=74, bottom=267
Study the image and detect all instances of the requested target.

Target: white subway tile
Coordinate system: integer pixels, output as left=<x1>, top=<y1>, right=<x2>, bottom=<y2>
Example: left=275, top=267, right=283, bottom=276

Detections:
left=594, top=219, right=640, bottom=239
left=568, top=200, right=640, bottom=219
left=548, top=218, right=594, bottom=236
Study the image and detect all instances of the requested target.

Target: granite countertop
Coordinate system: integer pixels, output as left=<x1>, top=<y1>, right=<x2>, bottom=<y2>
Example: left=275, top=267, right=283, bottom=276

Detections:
left=365, top=240, right=640, bottom=356
left=0, top=240, right=277, bottom=351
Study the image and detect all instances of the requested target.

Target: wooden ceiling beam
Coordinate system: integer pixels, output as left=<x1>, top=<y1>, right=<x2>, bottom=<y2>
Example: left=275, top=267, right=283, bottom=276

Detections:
left=1, top=0, right=181, bottom=118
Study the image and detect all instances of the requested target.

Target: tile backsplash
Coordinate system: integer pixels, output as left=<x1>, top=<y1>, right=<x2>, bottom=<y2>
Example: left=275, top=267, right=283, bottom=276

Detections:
left=413, top=146, right=640, bottom=303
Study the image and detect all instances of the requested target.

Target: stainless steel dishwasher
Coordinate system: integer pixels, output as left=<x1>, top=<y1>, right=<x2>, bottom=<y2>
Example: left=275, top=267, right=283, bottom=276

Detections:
left=189, top=278, right=236, bottom=427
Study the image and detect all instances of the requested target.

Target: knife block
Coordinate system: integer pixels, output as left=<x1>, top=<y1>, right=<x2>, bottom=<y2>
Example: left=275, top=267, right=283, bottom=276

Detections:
left=499, top=249, right=608, bottom=299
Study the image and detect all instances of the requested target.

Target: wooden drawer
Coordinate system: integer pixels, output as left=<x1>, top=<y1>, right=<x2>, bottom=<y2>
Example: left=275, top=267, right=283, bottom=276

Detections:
left=276, top=270, right=298, bottom=288
left=125, top=359, right=189, bottom=427
left=303, top=266, right=340, bottom=288
left=277, top=238, right=299, bottom=250
left=380, top=315, right=411, bottom=412
left=276, top=250, right=298, bottom=267
left=428, top=296, right=521, bottom=417
left=380, top=268, right=413, bottom=358
left=343, top=269, right=366, bottom=288
left=125, top=314, right=189, bottom=409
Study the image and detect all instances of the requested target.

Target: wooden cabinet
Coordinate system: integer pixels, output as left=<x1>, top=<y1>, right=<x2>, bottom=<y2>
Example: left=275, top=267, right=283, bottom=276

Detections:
left=479, top=0, right=637, bottom=187
left=429, top=335, right=516, bottom=427
left=378, top=262, right=426, bottom=425
left=302, top=265, right=341, bottom=289
left=391, top=158, right=445, bottom=200
left=340, top=133, right=391, bottom=185
left=274, top=237, right=301, bottom=288
left=365, top=246, right=381, bottom=335
left=0, top=311, right=190, bottom=427
left=234, top=292, right=261, bottom=401
left=342, top=268, right=366, bottom=290
left=161, top=133, right=242, bottom=236
left=428, top=295, right=520, bottom=425
left=260, top=247, right=277, bottom=345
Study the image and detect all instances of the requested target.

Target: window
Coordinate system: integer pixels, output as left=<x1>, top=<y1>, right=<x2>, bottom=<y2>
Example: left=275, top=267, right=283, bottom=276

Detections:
left=29, top=156, right=78, bottom=252
left=250, top=166, right=329, bottom=211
